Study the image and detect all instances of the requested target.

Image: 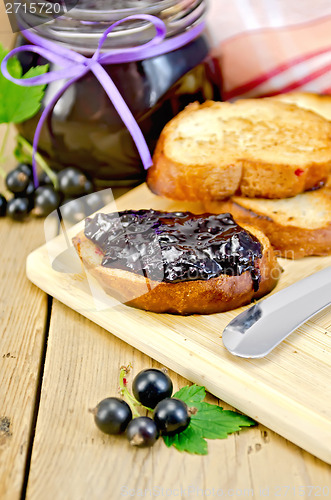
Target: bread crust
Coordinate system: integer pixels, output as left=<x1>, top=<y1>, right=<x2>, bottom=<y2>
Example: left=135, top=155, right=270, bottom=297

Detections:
left=205, top=198, right=331, bottom=259
left=268, top=92, right=331, bottom=121
left=148, top=130, right=243, bottom=201
left=238, top=158, right=329, bottom=199
left=72, top=224, right=280, bottom=315
left=147, top=100, right=331, bottom=201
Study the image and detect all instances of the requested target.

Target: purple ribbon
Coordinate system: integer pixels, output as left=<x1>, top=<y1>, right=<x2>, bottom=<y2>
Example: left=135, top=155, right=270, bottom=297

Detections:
left=1, top=15, right=205, bottom=187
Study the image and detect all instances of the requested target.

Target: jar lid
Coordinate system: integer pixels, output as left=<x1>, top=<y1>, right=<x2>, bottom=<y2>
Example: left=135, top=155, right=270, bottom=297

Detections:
left=17, top=0, right=207, bottom=53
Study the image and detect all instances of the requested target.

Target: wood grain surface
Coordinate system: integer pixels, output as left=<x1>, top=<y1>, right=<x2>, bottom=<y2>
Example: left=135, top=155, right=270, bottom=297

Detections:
left=25, top=184, right=331, bottom=494
left=24, top=302, right=331, bottom=500
left=0, top=217, right=49, bottom=500
left=0, top=13, right=330, bottom=499
left=0, top=125, right=50, bottom=500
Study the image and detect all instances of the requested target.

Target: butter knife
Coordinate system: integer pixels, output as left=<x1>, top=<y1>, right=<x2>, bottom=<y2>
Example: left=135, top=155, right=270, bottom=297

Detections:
left=222, top=266, right=331, bottom=358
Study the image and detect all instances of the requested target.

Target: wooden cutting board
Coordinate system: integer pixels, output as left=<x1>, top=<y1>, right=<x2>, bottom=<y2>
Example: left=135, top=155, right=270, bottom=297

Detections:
left=26, top=183, right=331, bottom=464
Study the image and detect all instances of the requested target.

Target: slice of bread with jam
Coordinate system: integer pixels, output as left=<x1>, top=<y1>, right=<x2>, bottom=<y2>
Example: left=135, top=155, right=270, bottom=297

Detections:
left=72, top=210, right=280, bottom=315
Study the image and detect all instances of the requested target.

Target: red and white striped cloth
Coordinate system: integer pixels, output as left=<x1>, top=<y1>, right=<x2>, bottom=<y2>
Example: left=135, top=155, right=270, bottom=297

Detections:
left=207, top=0, right=331, bottom=99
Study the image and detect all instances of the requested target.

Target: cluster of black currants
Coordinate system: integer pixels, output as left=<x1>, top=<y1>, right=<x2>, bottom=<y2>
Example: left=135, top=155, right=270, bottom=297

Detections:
left=0, top=164, right=96, bottom=221
left=91, top=367, right=193, bottom=448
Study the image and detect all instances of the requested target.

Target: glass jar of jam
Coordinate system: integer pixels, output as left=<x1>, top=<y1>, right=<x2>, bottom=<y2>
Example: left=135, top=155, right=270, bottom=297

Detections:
left=15, top=1, right=222, bottom=187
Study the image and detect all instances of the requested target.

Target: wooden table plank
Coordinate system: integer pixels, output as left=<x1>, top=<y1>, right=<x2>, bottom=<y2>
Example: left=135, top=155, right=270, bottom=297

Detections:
left=0, top=72, right=51, bottom=500
left=25, top=301, right=331, bottom=500
left=0, top=216, right=49, bottom=500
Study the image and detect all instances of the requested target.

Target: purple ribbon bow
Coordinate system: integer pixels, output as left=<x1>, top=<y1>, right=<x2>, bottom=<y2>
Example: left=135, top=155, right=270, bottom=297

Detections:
left=1, top=14, right=205, bottom=187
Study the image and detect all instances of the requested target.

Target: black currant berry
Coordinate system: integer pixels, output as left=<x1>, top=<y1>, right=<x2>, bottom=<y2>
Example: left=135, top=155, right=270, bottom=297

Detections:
left=24, top=180, right=35, bottom=198
left=6, top=197, right=30, bottom=221
left=84, top=192, right=105, bottom=216
left=153, top=398, right=191, bottom=436
left=33, top=186, right=61, bottom=217
left=58, top=167, right=93, bottom=197
left=92, top=397, right=132, bottom=435
left=0, top=194, right=7, bottom=217
left=132, top=369, right=173, bottom=409
left=6, top=169, right=30, bottom=194
left=61, top=198, right=87, bottom=224
left=14, top=181, right=35, bottom=212
left=126, top=416, right=159, bottom=448
left=82, top=178, right=94, bottom=196
left=17, top=163, right=33, bottom=179
left=38, top=170, right=52, bottom=186
left=15, top=180, right=35, bottom=198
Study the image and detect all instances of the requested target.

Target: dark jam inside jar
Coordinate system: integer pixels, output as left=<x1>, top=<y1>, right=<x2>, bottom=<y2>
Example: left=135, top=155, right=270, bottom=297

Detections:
left=84, top=210, right=263, bottom=291
left=16, top=33, right=222, bottom=186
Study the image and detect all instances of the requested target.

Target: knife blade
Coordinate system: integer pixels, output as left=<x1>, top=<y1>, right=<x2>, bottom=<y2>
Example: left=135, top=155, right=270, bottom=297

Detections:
left=222, top=266, right=331, bottom=358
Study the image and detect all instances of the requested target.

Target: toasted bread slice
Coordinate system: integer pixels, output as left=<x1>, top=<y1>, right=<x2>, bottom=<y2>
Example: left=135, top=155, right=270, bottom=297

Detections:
left=147, top=99, right=331, bottom=201
left=205, top=188, right=331, bottom=259
left=72, top=221, right=280, bottom=315
left=269, top=92, right=331, bottom=121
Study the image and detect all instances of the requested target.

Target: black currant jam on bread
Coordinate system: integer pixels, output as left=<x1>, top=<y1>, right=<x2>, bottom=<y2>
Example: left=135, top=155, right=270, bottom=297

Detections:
left=72, top=210, right=280, bottom=315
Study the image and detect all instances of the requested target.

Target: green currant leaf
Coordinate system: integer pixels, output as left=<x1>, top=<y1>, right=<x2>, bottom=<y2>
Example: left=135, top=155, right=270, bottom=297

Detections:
left=163, top=384, right=256, bottom=454
left=173, top=384, right=206, bottom=405
left=0, top=45, right=21, bottom=80
left=191, top=402, right=256, bottom=439
left=0, top=43, right=48, bottom=124
left=163, top=425, right=208, bottom=455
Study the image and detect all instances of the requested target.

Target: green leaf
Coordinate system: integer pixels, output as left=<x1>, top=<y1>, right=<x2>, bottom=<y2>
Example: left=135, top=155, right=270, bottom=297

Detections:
left=173, top=384, right=206, bottom=405
left=162, top=384, right=256, bottom=455
left=0, top=45, right=21, bottom=80
left=191, top=402, right=256, bottom=439
left=163, top=425, right=208, bottom=455
left=0, top=43, right=48, bottom=124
